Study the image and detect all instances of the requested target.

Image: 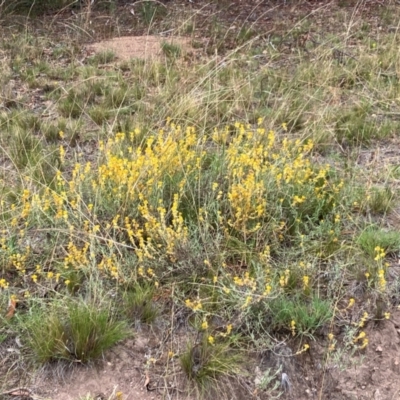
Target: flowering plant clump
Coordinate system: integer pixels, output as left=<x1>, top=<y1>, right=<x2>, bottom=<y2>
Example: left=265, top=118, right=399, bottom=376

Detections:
left=1, top=121, right=347, bottom=290
left=0, top=118, right=362, bottom=356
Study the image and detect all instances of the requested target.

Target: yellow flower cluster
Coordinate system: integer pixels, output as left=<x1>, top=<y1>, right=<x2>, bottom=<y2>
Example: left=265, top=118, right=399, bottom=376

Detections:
left=97, top=126, right=198, bottom=203
left=377, top=268, right=386, bottom=292
left=233, top=272, right=256, bottom=290
left=64, top=241, right=89, bottom=269
left=98, top=255, right=120, bottom=279
left=132, top=194, right=188, bottom=262
left=279, top=269, right=290, bottom=287
left=294, top=343, right=310, bottom=355
left=327, top=333, right=336, bottom=352
left=302, top=275, right=309, bottom=290
left=353, top=331, right=368, bottom=349
left=185, top=299, right=202, bottom=311
left=9, top=252, right=28, bottom=274
left=0, top=278, right=9, bottom=289
left=290, top=319, right=296, bottom=336
left=374, top=246, right=385, bottom=261
left=358, top=311, right=369, bottom=328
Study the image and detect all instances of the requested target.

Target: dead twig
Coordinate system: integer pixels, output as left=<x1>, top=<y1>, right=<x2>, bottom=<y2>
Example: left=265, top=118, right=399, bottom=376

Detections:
left=0, top=387, right=33, bottom=398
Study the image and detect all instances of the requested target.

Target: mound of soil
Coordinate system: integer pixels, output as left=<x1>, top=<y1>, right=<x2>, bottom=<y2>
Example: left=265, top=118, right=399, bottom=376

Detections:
left=88, top=35, right=194, bottom=61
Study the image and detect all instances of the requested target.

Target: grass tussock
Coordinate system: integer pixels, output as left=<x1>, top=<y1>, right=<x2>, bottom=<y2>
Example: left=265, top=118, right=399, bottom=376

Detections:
left=20, top=299, right=129, bottom=363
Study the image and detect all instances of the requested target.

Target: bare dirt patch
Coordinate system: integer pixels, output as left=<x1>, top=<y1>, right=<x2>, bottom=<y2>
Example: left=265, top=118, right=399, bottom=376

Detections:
left=29, top=328, right=166, bottom=400
left=88, top=36, right=195, bottom=61
left=262, top=310, right=400, bottom=400
left=330, top=310, right=400, bottom=400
